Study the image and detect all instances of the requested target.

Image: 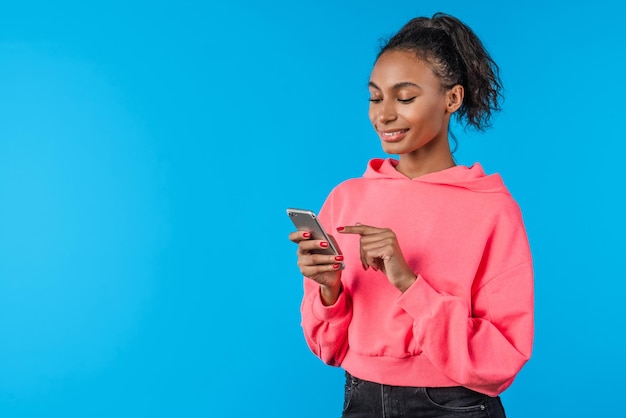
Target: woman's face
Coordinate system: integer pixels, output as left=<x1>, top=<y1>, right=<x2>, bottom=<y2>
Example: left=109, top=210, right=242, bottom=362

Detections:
left=368, top=50, right=457, bottom=158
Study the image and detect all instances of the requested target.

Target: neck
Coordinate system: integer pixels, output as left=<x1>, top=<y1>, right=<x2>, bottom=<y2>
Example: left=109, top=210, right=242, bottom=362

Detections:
left=396, top=156, right=456, bottom=179
left=395, top=136, right=456, bottom=179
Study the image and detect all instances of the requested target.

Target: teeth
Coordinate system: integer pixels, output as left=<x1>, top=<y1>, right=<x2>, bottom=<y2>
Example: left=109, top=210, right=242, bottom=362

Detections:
left=382, top=130, right=406, bottom=136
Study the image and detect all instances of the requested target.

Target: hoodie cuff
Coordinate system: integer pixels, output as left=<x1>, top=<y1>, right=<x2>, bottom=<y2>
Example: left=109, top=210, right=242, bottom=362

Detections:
left=312, top=286, right=350, bottom=322
left=397, top=274, right=440, bottom=344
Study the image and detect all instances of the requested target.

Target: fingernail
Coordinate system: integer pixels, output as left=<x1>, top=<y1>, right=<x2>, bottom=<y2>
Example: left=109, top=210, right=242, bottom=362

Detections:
left=320, top=241, right=329, bottom=248
left=361, top=262, right=367, bottom=270
left=333, top=264, right=341, bottom=269
left=302, top=232, right=311, bottom=238
left=336, top=226, right=345, bottom=232
left=335, top=255, right=344, bottom=261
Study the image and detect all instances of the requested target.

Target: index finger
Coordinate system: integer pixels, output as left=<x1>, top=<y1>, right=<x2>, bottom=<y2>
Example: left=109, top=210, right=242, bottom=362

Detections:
left=336, top=224, right=380, bottom=235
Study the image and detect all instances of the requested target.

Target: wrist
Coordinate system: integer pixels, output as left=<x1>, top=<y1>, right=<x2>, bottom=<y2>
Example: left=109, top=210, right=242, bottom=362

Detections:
left=395, top=274, right=417, bottom=293
left=320, top=282, right=342, bottom=306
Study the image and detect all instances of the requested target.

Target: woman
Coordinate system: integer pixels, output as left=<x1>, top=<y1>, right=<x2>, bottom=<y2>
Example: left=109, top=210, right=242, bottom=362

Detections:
left=289, top=12, right=533, bottom=417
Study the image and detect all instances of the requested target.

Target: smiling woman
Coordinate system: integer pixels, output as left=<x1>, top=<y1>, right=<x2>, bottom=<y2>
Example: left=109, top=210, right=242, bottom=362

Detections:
left=287, top=12, right=532, bottom=418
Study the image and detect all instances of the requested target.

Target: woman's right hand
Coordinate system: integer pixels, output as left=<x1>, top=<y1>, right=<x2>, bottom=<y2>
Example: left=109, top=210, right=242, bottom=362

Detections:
left=288, top=231, right=344, bottom=305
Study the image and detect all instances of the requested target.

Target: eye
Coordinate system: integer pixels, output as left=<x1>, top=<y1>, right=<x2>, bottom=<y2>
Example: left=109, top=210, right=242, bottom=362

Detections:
left=368, top=97, right=382, bottom=103
left=398, top=97, right=416, bottom=104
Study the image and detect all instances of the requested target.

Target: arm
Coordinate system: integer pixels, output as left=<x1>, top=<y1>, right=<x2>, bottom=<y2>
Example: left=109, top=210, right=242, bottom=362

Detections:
left=291, top=198, right=353, bottom=366
left=300, top=279, right=352, bottom=366
left=399, top=211, right=533, bottom=396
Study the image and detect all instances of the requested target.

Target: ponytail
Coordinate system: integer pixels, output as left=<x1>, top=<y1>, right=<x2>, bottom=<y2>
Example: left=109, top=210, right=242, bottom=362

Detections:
left=378, top=12, right=502, bottom=131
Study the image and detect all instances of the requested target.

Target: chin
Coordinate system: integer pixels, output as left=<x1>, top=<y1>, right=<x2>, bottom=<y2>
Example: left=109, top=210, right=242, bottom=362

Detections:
left=380, top=142, right=407, bottom=155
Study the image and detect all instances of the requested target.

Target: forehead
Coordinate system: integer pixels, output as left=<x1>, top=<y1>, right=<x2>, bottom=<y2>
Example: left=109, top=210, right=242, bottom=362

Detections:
left=369, top=50, right=439, bottom=88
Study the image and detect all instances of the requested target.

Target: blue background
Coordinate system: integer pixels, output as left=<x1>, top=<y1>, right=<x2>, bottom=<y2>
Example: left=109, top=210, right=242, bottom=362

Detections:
left=1, top=1, right=624, bottom=416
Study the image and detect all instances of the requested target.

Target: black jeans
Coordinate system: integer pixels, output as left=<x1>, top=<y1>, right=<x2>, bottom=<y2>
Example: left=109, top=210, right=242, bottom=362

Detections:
left=342, top=372, right=506, bottom=418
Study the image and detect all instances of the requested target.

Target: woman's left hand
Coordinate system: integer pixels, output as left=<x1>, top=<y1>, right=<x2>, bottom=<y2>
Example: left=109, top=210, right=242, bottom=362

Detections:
left=338, top=224, right=417, bottom=292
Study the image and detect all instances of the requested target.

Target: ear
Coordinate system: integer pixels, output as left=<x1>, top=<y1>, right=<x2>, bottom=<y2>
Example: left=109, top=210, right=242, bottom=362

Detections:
left=445, top=84, right=464, bottom=114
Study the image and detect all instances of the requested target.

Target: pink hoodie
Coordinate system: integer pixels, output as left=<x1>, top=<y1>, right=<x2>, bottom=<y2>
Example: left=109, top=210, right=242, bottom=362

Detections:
left=300, top=158, right=533, bottom=396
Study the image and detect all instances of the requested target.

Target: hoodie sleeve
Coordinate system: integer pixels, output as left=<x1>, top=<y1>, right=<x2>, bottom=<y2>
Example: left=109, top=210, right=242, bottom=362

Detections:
left=397, top=202, right=534, bottom=396
left=300, top=280, right=352, bottom=366
left=299, top=194, right=353, bottom=367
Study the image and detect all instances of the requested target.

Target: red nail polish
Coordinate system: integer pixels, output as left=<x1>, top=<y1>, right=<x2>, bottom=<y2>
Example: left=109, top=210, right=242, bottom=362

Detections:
left=320, top=241, right=329, bottom=248
left=333, top=264, right=341, bottom=269
left=336, top=226, right=345, bottom=231
left=335, top=255, right=344, bottom=261
left=302, top=232, right=311, bottom=238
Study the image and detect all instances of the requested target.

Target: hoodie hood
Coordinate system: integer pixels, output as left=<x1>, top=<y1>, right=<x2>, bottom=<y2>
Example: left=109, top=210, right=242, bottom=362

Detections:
left=363, top=158, right=508, bottom=193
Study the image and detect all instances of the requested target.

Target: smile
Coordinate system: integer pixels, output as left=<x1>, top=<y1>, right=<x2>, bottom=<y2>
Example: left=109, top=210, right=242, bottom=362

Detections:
left=380, top=129, right=409, bottom=142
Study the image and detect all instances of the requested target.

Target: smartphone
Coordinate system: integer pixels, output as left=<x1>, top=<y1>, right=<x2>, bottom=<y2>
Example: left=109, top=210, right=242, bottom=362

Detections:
left=286, top=208, right=341, bottom=257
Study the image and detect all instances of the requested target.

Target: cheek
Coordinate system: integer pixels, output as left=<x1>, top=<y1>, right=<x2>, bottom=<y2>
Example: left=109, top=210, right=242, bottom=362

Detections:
left=408, top=101, right=445, bottom=125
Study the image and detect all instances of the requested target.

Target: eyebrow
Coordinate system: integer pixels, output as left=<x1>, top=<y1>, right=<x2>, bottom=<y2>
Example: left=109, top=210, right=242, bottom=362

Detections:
left=368, top=81, right=422, bottom=90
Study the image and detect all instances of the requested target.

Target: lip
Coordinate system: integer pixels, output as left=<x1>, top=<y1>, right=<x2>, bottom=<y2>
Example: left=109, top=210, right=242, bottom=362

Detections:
left=379, top=128, right=409, bottom=143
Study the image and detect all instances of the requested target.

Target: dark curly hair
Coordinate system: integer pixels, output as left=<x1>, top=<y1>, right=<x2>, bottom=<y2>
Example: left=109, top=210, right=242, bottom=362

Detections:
left=377, top=12, right=503, bottom=131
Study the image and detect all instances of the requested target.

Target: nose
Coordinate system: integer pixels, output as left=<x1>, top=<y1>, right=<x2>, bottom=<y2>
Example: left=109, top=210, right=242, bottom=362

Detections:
left=376, top=101, right=397, bottom=124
